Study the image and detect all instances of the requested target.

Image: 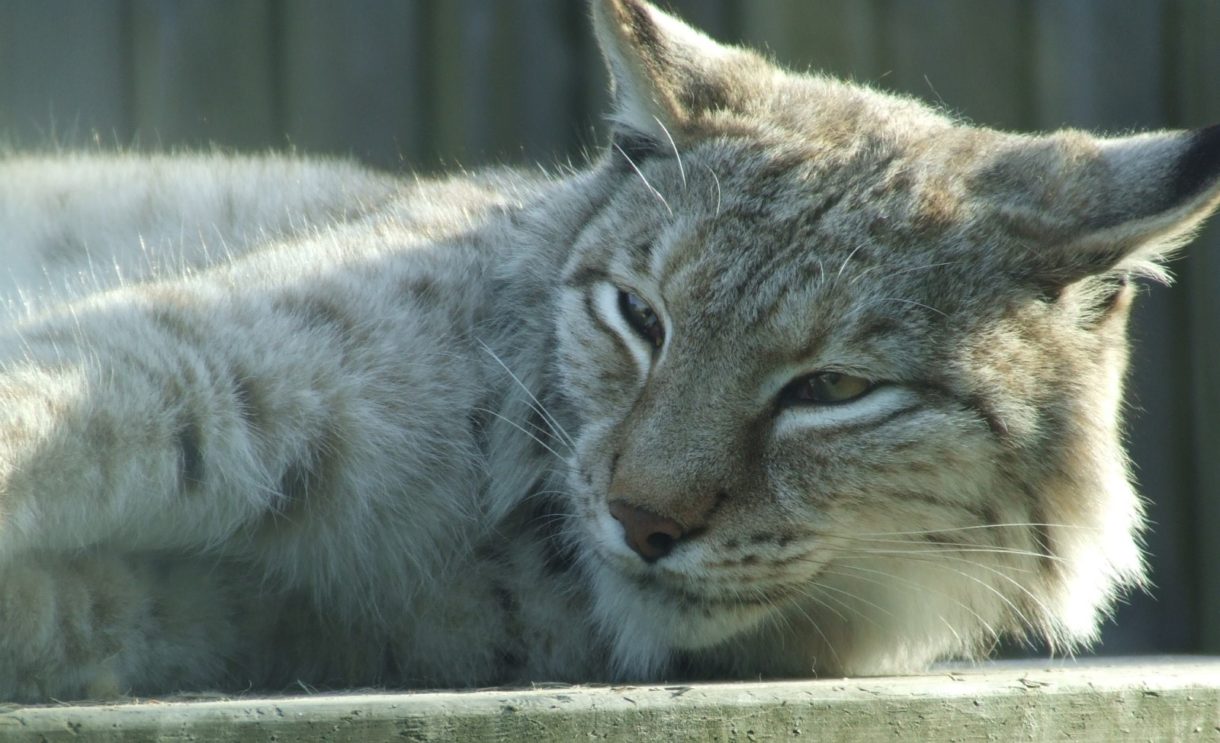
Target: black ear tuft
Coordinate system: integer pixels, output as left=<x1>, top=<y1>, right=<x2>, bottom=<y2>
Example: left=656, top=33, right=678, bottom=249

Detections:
left=1173, top=123, right=1220, bottom=202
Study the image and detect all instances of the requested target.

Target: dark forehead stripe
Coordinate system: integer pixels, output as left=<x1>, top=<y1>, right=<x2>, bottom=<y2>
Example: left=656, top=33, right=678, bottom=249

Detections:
left=691, top=144, right=909, bottom=320
left=565, top=265, right=608, bottom=289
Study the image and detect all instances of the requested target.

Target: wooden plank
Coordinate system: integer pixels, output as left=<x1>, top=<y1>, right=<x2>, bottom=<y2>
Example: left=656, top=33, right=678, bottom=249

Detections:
left=2, top=659, right=1219, bottom=742
left=879, top=0, right=1032, bottom=130
left=128, top=0, right=277, bottom=151
left=280, top=0, right=426, bottom=170
left=0, top=0, right=128, bottom=148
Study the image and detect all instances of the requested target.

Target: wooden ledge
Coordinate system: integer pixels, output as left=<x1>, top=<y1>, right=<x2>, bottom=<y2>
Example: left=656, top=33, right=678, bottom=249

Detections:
left=2, top=658, right=1218, bottom=741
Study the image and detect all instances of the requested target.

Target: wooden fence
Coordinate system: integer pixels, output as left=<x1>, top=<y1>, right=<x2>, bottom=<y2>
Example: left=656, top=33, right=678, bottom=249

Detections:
left=0, top=0, right=1217, bottom=657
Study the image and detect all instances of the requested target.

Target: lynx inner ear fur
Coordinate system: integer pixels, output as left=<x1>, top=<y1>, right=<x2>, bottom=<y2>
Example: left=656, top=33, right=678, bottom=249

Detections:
left=590, top=0, right=758, bottom=147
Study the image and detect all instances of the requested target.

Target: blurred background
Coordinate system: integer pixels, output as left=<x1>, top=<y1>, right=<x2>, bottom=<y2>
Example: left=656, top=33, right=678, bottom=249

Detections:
left=0, top=0, right=1217, bottom=659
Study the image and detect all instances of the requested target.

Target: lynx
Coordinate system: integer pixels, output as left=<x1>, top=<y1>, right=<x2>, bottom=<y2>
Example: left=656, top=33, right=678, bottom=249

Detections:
left=0, top=0, right=1217, bottom=702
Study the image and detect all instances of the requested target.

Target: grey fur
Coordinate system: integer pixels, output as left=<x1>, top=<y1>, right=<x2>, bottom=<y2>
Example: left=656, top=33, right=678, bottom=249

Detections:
left=0, top=0, right=1216, bottom=701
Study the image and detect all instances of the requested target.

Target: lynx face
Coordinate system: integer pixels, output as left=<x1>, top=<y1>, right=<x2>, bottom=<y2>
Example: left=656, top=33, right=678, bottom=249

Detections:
left=550, top=0, right=1220, bottom=678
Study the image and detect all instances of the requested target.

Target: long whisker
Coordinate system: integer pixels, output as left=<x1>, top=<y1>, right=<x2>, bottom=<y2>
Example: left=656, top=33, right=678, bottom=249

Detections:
left=835, top=241, right=868, bottom=283
left=837, top=551, right=1036, bottom=631
left=851, top=523, right=1099, bottom=538
left=773, top=590, right=843, bottom=670
left=472, top=407, right=570, bottom=463
left=828, top=543, right=1066, bottom=564
left=613, top=142, right=673, bottom=217
left=834, top=539, right=1063, bottom=561
left=877, top=297, right=949, bottom=319
left=701, top=163, right=722, bottom=217
left=476, top=338, right=575, bottom=450
left=801, top=581, right=891, bottom=628
left=850, top=260, right=961, bottom=285
left=652, top=116, right=686, bottom=190
left=828, top=563, right=1002, bottom=646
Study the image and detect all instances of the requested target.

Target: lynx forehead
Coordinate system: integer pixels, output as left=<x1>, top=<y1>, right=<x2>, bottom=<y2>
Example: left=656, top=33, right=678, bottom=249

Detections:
left=0, top=0, right=1216, bottom=701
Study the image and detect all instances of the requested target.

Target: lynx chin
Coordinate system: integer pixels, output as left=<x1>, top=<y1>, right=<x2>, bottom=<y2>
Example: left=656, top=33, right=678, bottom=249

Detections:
left=0, top=0, right=1217, bottom=702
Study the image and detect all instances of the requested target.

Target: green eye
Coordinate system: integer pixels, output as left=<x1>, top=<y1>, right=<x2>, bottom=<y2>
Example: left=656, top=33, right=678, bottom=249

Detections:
left=618, top=290, right=664, bottom=348
left=780, top=372, right=874, bottom=406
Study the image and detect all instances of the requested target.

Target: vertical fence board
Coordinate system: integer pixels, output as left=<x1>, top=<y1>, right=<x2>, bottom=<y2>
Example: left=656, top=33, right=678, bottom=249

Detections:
left=1031, top=0, right=1167, bottom=129
left=1033, top=0, right=1194, bottom=654
left=1175, top=0, right=1220, bottom=653
left=0, top=0, right=128, bottom=147
left=739, top=0, right=885, bottom=84
left=426, top=0, right=494, bottom=167
left=281, top=0, right=425, bottom=170
left=880, top=0, right=1031, bottom=130
left=129, top=0, right=277, bottom=150
left=508, top=0, right=588, bottom=165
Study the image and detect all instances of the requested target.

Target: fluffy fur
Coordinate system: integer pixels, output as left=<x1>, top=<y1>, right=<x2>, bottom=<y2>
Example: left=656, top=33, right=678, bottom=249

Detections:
left=0, top=1, right=1217, bottom=702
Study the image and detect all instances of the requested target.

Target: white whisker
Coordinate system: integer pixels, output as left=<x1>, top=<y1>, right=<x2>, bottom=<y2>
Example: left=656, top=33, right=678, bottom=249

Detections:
left=613, top=142, right=673, bottom=217
left=850, top=260, right=961, bottom=285
left=476, top=338, right=575, bottom=450
left=835, top=241, right=868, bottom=282
left=652, top=116, right=686, bottom=190
left=472, top=407, right=570, bottom=463
left=702, top=163, right=722, bottom=217
left=877, top=297, right=948, bottom=319
left=853, top=523, right=1098, bottom=538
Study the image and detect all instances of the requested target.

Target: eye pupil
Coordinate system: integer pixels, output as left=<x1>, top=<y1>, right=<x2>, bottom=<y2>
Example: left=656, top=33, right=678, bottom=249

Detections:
left=781, top=371, right=873, bottom=406
left=618, top=290, right=665, bottom=348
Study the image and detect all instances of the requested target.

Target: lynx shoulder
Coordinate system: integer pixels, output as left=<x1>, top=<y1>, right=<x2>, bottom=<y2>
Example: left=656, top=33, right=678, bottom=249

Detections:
left=0, top=0, right=1217, bottom=702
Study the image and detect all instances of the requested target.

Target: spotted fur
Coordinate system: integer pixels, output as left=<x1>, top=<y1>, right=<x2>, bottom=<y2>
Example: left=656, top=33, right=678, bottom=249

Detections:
left=0, top=1, right=1217, bottom=701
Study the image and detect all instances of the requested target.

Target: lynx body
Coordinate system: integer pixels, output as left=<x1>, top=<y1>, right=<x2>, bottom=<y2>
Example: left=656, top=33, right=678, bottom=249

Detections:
left=0, top=1, right=1218, bottom=701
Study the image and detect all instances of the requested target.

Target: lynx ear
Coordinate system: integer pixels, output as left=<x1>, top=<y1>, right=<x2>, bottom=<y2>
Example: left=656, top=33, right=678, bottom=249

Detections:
left=985, top=125, right=1220, bottom=287
left=589, top=0, right=759, bottom=149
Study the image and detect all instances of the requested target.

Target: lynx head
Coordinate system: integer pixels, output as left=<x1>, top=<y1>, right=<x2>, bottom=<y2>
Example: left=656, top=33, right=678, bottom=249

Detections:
left=552, top=0, right=1220, bottom=678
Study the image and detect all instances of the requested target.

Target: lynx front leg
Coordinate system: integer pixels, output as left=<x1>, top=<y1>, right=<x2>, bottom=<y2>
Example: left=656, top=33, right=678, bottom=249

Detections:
left=0, top=252, right=484, bottom=581
left=0, top=299, right=279, bottom=559
left=0, top=552, right=260, bottom=702
left=0, top=273, right=369, bottom=562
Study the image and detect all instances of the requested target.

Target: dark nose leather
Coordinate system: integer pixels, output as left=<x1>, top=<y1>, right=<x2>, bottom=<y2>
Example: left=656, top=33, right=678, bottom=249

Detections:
left=608, top=501, right=685, bottom=562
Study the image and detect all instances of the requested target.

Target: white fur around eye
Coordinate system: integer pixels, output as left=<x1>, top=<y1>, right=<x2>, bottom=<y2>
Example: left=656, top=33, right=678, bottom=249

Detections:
left=593, top=282, right=653, bottom=376
left=776, top=385, right=917, bottom=433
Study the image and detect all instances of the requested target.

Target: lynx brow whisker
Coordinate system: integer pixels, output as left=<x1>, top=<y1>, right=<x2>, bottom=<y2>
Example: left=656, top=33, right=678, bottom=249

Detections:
left=701, top=163, right=722, bottom=217
left=877, top=297, right=949, bottom=319
left=850, top=260, right=962, bottom=285
left=834, top=241, right=868, bottom=283
left=652, top=116, right=686, bottom=190
left=612, top=142, right=673, bottom=218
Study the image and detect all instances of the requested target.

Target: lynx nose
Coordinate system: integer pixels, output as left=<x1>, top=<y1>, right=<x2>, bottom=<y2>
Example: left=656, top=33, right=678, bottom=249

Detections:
left=608, top=501, right=686, bottom=562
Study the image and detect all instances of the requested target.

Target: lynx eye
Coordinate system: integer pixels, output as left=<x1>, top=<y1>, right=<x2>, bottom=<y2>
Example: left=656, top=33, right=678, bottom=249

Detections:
left=617, top=290, right=664, bottom=348
left=780, top=372, right=874, bottom=406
